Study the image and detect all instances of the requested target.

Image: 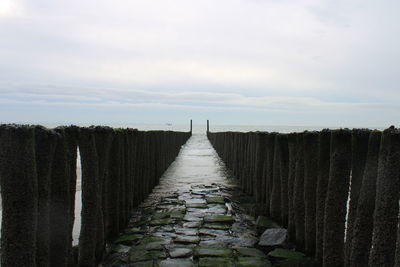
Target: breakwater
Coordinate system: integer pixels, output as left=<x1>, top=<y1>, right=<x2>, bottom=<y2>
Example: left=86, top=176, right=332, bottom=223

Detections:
left=207, top=127, right=400, bottom=267
left=0, top=124, right=190, bottom=267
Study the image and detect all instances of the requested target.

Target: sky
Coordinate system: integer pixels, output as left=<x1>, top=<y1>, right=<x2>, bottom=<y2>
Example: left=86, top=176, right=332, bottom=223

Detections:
left=0, top=0, right=399, bottom=127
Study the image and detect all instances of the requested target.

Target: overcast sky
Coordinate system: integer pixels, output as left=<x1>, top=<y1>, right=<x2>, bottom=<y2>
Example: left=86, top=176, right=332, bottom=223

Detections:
left=0, top=0, right=399, bottom=127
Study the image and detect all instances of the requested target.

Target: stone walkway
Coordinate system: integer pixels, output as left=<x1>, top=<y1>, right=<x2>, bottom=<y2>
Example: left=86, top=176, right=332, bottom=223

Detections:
left=102, top=134, right=310, bottom=267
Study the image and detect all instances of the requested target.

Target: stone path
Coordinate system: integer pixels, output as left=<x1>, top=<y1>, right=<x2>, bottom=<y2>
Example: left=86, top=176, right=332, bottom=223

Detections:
left=102, top=134, right=313, bottom=267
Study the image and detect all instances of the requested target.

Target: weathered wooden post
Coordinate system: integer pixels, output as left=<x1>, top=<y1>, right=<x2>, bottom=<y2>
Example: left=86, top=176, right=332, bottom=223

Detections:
left=207, top=120, right=209, bottom=133
left=50, top=127, right=72, bottom=267
left=344, top=129, right=370, bottom=266
left=0, top=125, right=38, bottom=267
left=35, top=126, right=58, bottom=267
left=303, top=131, right=319, bottom=255
left=315, top=129, right=331, bottom=263
left=287, top=133, right=297, bottom=242
left=323, top=129, right=352, bottom=267
left=369, top=127, right=400, bottom=267
left=78, top=127, right=100, bottom=267
left=293, top=132, right=305, bottom=251
left=349, top=130, right=381, bottom=267
left=190, top=120, right=193, bottom=134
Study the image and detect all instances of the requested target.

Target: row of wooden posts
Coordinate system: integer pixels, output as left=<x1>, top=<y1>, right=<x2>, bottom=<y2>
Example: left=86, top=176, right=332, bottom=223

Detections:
left=0, top=124, right=191, bottom=267
left=207, top=127, right=400, bottom=267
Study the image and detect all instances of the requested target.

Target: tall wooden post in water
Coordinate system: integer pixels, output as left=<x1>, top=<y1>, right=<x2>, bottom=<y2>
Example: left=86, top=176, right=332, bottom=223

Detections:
left=190, top=120, right=192, bottom=134
left=207, top=120, right=209, bottom=133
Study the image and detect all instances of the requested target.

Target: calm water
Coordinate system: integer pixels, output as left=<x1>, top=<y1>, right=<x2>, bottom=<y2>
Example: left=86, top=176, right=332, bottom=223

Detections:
left=40, top=123, right=384, bottom=134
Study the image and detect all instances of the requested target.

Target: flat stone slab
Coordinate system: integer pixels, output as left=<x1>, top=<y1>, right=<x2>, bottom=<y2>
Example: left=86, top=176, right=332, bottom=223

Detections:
left=186, top=203, right=208, bottom=208
left=159, top=258, right=194, bottom=267
left=206, top=204, right=227, bottom=214
left=259, top=228, right=287, bottom=246
left=194, top=247, right=233, bottom=257
left=267, top=248, right=305, bottom=259
left=236, top=257, right=272, bottom=267
left=185, top=199, right=207, bottom=204
left=112, top=244, right=131, bottom=253
left=230, top=235, right=259, bottom=247
left=204, top=215, right=234, bottom=223
left=203, top=223, right=231, bottom=230
left=206, top=196, right=225, bottom=204
left=235, top=247, right=267, bottom=258
left=175, top=227, right=199, bottom=236
left=199, top=228, right=230, bottom=237
left=130, top=249, right=167, bottom=262
left=149, top=218, right=174, bottom=226
left=183, top=221, right=202, bottom=228
left=169, top=247, right=193, bottom=258
left=152, top=211, right=171, bottom=220
left=183, top=215, right=203, bottom=222
left=199, top=257, right=235, bottom=267
left=175, top=235, right=200, bottom=244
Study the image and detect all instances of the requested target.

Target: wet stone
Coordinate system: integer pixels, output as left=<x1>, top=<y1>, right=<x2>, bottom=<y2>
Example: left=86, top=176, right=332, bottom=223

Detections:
left=175, top=235, right=200, bottom=244
left=199, top=228, right=230, bottom=237
left=198, top=257, right=235, bottom=267
left=183, top=221, right=202, bottom=228
left=139, top=236, right=167, bottom=245
left=185, top=199, right=206, bottom=204
left=203, top=223, right=231, bottom=230
left=194, top=247, right=233, bottom=257
left=259, top=228, right=287, bottom=246
left=206, top=204, right=227, bottom=214
left=152, top=211, right=171, bottom=220
left=199, top=240, right=226, bottom=247
left=235, top=247, right=267, bottom=258
left=186, top=203, right=208, bottom=208
left=112, top=244, right=131, bottom=253
left=206, top=196, right=225, bottom=204
left=175, top=227, right=199, bottom=236
left=204, top=215, right=234, bottom=223
left=159, top=258, right=193, bottom=267
left=268, top=248, right=305, bottom=259
left=183, top=215, right=203, bottom=222
left=231, top=235, right=258, bottom=247
left=236, top=257, right=272, bottom=267
left=169, top=247, right=193, bottom=258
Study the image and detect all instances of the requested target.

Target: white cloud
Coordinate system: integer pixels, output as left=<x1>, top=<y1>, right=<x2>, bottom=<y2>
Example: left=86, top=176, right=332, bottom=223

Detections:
left=0, top=0, right=399, bottom=126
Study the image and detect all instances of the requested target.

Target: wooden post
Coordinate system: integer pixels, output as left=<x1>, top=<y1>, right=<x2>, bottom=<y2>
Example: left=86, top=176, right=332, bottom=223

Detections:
left=190, top=120, right=192, bottom=134
left=207, top=120, right=209, bottom=133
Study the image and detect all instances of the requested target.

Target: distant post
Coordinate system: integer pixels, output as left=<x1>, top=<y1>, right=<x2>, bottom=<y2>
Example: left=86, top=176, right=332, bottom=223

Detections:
left=190, top=120, right=192, bottom=134
left=207, top=120, right=209, bottom=133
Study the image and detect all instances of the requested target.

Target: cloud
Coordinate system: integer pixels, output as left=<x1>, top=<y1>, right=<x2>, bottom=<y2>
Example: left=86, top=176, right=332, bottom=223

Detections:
left=0, top=0, right=399, bottom=126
